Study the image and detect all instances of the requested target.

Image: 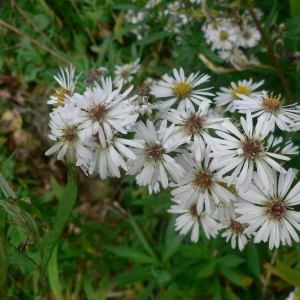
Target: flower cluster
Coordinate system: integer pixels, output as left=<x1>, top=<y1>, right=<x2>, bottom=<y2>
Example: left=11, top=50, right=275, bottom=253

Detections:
left=202, top=8, right=262, bottom=67
left=46, top=64, right=300, bottom=251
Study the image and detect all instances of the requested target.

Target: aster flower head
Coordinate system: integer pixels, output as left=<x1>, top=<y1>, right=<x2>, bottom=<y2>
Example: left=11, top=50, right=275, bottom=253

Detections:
left=237, top=24, right=261, bottom=48
left=114, top=58, right=141, bottom=86
left=151, top=67, right=214, bottom=113
left=210, top=112, right=291, bottom=192
left=171, top=146, right=237, bottom=215
left=214, top=78, right=264, bottom=112
left=221, top=219, right=249, bottom=251
left=126, top=119, right=185, bottom=189
left=163, top=100, right=224, bottom=161
left=268, top=135, right=299, bottom=155
left=45, top=110, right=92, bottom=167
left=235, top=91, right=300, bottom=132
left=68, top=76, right=138, bottom=145
left=168, top=199, right=220, bottom=242
left=48, top=65, right=80, bottom=107
left=236, top=168, right=300, bottom=250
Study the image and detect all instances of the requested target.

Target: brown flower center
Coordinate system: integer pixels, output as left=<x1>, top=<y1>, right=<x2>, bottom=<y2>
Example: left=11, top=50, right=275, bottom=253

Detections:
left=262, top=92, right=283, bottom=113
left=189, top=203, right=198, bottom=218
left=147, top=143, right=165, bottom=162
left=182, top=114, right=204, bottom=134
left=229, top=220, right=245, bottom=235
left=90, top=104, right=108, bottom=122
left=172, top=81, right=193, bottom=98
left=242, top=138, right=263, bottom=158
left=120, top=68, right=130, bottom=79
left=242, top=30, right=251, bottom=40
left=193, top=171, right=213, bottom=192
left=63, top=126, right=78, bottom=142
left=266, top=198, right=286, bottom=221
left=231, top=85, right=251, bottom=100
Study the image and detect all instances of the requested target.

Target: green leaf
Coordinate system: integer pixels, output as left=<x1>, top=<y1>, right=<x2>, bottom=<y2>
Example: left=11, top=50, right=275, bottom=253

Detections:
left=264, top=258, right=300, bottom=286
left=0, top=234, right=8, bottom=292
left=219, top=265, right=246, bottom=289
left=163, top=234, right=184, bottom=263
left=140, top=279, right=157, bottom=300
left=113, top=22, right=146, bottom=40
left=246, top=241, right=261, bottom=280
left=222, top=287, right=242, bottom=300
left=218, top=255, right=245, bottom=268
left=6, top=241, right=38, bottom=269
left=133, top=194, right=171, bottom=206
left=290, top=0, right=300, bottom=16
left=41, top=163, right=78, bottom=269
left=129, top=214, right=157, bottom=261
left=136, top=32, right=171, bottom=46
left=197, top=261, right=216, bottom=278
left=47, top=244, right=63, bottom=300
left=0, top=172, right=17, bottom=200
left=104, top=246, right=155, bottom=263
left=108, top=267, right=153, bottom=286
left=212, top=276, right=221, bottom=300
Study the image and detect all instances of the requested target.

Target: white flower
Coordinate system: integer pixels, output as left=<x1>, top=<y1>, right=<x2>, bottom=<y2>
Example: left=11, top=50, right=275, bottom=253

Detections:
left=221, top=219, right=249, bottom=251
left=151, top=68, right=213, bottom=112
left=88, top=135, right=143, bottom=180
left=210, top=112, right=290, bottom=192
left=48, top=65, right=80, bottom=107
left=114, top=58, right=141, bottom=86
left=68, top=77, right=138, bottom=145
left=235, top=91, right=300, bottom=132
left=268, top=135, right=299, bottom=155
left=126, top=120, right=185, bottom=189
left=168, top=199, right=220, bottom=242
left=236, top=168, right=300, bottom=250
left=237, top=24, right=261, bottom=48
left=214, top=79, right=264, bottom=112
left=171, top=146, right=236, bottom=215
left=162, top=100, right=224, bottom=161
left=45, top=110, right=92, bottom=167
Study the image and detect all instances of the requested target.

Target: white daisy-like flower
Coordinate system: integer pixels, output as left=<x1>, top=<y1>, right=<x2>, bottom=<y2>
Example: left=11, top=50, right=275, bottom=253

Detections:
left=45, top=110, right=92, bottom=167
left=168, top=199, right=220, bottom=242
left=88, top=134, right=143, bottom=180
left=235, top=91, right=300, bottom=132
left=69, top=77, right=138, bottom=145
left=218, top=45, right=246, bottom=64
left=213, top=78, right=264, bottom=112
left=243, top=8, right=264, bottom=21
left=268, top=135, right=299, bottom=155
left=171, top=146, right=236, bottom=215
left=237, top=24, right=261, bottom=48
left=114, top=58, right=141, bottom=86
left=151, top=67, right=213, bottom=112
left=221, top=219, right=249, bottom=251
left=236, top=168, right=300, bottom=250
left=126, top=119, right=185, bottom=189
left=210, top=112, right=291, bottom=192
left=209, top=23, right=239, bottom=51
left=162, top=100, right=224, bottom=161
left=47, top=65, right=80, bottom=107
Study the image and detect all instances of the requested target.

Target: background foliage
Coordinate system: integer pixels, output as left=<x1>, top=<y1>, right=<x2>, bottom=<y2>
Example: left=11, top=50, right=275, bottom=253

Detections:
left=1, top=0, right=300, bottom=299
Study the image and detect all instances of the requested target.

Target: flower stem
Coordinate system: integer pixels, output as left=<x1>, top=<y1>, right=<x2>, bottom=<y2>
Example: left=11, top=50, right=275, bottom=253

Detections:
left=262, top=248, right=278, bottom=298
left=243, top=0, right=293, bottom=103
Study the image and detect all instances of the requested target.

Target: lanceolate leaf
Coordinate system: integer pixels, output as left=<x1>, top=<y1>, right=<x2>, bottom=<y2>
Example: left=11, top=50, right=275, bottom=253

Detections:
left=41, top=163, right=78, bottom=268
left=6, top=241, right=38, bottom=269
left=0, top=172, right=17, bottom=200
left=0, top=234, right=8, bottom=292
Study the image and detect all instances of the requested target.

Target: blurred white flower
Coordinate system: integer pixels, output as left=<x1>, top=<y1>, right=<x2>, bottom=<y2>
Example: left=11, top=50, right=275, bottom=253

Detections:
left=114, top=58, right=141, bottom=86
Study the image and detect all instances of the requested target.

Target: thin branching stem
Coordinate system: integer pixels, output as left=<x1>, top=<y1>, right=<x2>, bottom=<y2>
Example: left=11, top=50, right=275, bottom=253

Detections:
left=262, top=248, right=278, bottom=298
left=243, top=0, right=293, bottom=103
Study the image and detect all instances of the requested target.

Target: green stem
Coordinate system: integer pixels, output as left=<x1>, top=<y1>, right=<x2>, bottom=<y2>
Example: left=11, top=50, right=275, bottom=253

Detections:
left=262, top=248, right=278, bottom=298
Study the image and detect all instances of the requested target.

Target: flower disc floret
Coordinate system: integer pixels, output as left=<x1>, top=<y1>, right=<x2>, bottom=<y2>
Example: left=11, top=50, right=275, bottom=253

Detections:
left=262, top=92, right=282, bottom=113
left=192, top=170, right=213, bottom=193
left=172, top=81, right=193, bottom=98
left=182, top=114, right=204, bottom=135
left=231, top=85, right=251, bottom=100
left=242, top=138, right=263, bottom=159
left=266, top=198, right=286, bottom=221
left=229, top=220, right=245, bottom=235
left=146, top=142, right=165, bottom=163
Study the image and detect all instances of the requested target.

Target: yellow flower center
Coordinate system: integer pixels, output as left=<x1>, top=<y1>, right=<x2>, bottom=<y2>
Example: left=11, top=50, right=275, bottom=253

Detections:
left=53, top=87, right=71, bottom=107
left=262, top=92, right=283, bottom=113
left=219, top=30, right=229, bottom=41
left=172, top=81, right=193, bottom=98
left=231, top=85, right=251, bottom=100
